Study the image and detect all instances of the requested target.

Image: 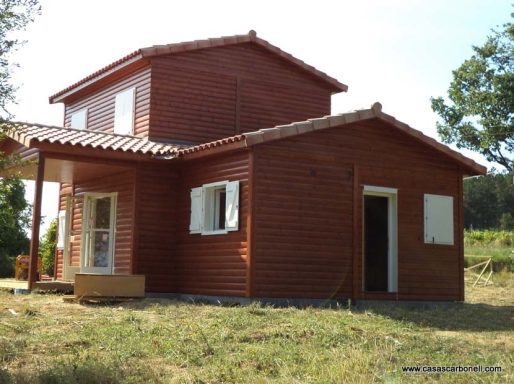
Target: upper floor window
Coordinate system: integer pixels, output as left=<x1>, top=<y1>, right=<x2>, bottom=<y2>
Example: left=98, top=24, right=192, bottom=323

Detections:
left=70, top=109, right=87, bottom=129
left=114, top=87, right=135, bottom=135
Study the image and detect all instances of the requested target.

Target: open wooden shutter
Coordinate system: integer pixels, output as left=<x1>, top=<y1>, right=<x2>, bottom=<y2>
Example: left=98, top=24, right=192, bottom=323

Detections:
left=189, top=187, right=203, bottom=233
left=225, top=181, right=239, bottom=231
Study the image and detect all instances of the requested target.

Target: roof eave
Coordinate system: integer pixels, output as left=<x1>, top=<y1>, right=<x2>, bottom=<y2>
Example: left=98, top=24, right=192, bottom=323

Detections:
left=178, top=102, right=487, bottom=175
left=49, top=52, right=144, bottom=104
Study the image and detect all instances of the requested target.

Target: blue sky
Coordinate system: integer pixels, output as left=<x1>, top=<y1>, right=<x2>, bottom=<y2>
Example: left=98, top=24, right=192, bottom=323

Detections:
left=8, top=0, right=512, bottom=234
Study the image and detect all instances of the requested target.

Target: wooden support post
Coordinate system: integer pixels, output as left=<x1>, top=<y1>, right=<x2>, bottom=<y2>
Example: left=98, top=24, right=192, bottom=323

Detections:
left=28, top=153, right=45, bottom=290
left=352, top=164, right=359, bottom=301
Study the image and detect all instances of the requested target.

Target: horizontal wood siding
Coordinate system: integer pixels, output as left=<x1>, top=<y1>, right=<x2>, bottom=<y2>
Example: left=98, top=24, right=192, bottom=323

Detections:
left=64, top=67, right=151, bottom=136
left=239, top=79, right=329, bottom=133
left=175, top=151, right=250, bottom=296
left=150, top=62, right=237, bottom=143
left=149, top=43, right=331, bottom=143
left=134, top=165, right=178, bottom=292
left=252, top=147, right=353, bottom=299
left=252, top=119, right=463, bottom=301
left=69, top=171, right=135, bottom=274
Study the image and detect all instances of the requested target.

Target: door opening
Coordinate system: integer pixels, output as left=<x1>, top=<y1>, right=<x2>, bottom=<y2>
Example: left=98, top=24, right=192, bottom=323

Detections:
left=364, top=195, right=389, bottom=291
left=362, top=186, right=398, bottom=293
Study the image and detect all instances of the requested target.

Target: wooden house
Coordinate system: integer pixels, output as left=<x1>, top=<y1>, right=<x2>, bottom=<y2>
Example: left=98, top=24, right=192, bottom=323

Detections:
left=0, top=31, right=486, bottom=302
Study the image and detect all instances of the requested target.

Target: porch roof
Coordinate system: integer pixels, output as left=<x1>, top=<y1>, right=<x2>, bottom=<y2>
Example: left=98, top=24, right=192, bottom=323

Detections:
left=3, top=122, right=187, bottom=157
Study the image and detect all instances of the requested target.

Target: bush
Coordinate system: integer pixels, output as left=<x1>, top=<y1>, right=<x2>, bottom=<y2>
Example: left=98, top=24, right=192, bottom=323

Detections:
left=0, top=254, right=15, bottom=278
left=39, top=219, right=57, bottom=277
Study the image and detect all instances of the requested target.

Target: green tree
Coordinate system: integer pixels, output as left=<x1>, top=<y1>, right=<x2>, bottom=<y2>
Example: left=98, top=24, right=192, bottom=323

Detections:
left=0, top=177, right=30, bottom=276
left=0, top=0, right=40, bottom=119
left=431, top=14, right=514, bottom=172
left=464, top=171, right=514, bottom=229
left=39, top=218, right=56, bottom=276
left=0, top=0, right=40, bottom=276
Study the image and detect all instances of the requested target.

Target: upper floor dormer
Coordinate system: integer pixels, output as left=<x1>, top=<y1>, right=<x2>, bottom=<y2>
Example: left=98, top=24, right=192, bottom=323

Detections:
left=49, top=31, right=347, bottom=144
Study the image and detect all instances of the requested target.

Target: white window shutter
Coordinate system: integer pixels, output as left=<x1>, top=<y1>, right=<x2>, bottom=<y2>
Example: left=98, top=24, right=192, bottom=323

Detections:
left=424, top=194, right=454, bottom=245
left=225, top=181, right=239, bottom=231
left=57, top=210, right=66, bottom=249
left=114, top=88, right=135, bottom=135
left=189, top=187, right=203, bottom=233
left=70, top=109, right=87, bottom=129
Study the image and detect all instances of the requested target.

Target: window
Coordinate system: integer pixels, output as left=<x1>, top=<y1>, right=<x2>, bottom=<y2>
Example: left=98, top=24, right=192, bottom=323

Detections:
left=424, top=194, right=454, bottom=245
left=57, top=210, right=66, bottom=249
left=114, top=87, right=135, bottom=135
left=70, top=109, right=87, bottom=129
left=190, top=180, right=239, bottom=235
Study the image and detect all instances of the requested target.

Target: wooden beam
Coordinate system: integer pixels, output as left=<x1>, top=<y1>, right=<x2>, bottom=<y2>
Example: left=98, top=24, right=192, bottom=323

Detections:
left=28, top=153, right=45, bottom=290
left=352, top=164, right=359, bottom=301
left=457, top=172, right=464, bottom=301
left=246, top=149, right=255, bottom=297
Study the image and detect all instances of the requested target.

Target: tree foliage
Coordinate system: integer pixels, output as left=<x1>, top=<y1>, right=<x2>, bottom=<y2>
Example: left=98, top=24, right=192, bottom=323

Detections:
left=0, top=0, right=39, bottom=276
left=39, top=218, right=56, bottom=276
left=464, top=171, right=514, bottom=230
left=0, top=177, right=30, bottom=276
left=0, top=0, right=40, bottom=119
left=431, top=14, right=514, bottom=171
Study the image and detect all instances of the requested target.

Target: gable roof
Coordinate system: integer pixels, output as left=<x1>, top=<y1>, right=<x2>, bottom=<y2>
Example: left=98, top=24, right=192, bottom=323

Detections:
left=49, top=30, right=348, bottom=103
left=177, top=102, right=487, bottom=176
left=3, top=122, right=186, bottom=156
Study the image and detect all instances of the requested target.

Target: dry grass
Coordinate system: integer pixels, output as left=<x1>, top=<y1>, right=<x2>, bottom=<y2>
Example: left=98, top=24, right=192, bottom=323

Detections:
left=0, top=274, right=513, bottom=383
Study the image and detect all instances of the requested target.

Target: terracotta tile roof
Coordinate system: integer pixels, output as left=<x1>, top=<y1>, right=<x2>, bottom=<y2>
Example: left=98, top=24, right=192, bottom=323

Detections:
left=3, top=122, right=186, bottom=156
left=178, top=102, right=487, bottom=176
left=49, top=30, right=347, bottom=103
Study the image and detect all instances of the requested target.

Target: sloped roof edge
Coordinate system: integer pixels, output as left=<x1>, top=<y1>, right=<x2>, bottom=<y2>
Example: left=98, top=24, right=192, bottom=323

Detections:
left=2, top=122, right=186, bottom=157
left=178, top=102, right=487, bottom=176
left=49, top=30, right=347, bottom=103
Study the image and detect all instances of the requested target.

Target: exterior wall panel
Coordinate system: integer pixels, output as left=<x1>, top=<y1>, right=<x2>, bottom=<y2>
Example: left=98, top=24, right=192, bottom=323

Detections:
left=149, top=43, right=331, bottom=143
left=252, top=119, right=463, bottom=301
left=175, top=151, right=250, bottom=297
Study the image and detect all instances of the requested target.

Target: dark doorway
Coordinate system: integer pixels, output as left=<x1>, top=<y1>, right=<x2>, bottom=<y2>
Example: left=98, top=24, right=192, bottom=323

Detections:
left=364, top=195, right=389, bottom=291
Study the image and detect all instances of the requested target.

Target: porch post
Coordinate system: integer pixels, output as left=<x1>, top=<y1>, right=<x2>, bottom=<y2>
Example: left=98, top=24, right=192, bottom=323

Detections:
left=28, top=153, right=45, bottom=290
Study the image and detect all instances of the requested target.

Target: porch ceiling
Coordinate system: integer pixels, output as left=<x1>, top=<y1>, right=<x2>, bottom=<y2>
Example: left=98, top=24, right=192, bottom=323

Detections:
left=2, top=157, right=131, bottom=183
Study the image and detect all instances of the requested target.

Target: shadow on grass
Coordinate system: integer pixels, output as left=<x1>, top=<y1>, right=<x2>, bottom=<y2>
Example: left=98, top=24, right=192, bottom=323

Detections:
left=0, top=363, right=123, bottom=384
left=361, top=302, right=514, bottom=332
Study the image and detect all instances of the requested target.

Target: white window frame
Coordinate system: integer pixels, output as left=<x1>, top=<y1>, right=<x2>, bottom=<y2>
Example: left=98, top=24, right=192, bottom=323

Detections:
left=424, top=194, right=454, bottom=245
left=113, top=87, right=135, bottom=135
left=70, top=109, right=87, bottom=129
left=189, top=180, right=239, bottom=236
left=363, top=185, right=398, bottom=293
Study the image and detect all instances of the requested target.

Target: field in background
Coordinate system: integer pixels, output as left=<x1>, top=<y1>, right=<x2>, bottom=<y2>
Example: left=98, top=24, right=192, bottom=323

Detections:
left=465, top=230, right=514, bottom=271
left=1, top=274, right=513, bottom=383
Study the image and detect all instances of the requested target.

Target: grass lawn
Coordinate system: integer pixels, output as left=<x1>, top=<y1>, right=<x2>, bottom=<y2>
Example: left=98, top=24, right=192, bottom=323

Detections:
left=0, top=275, right=513, bottom=383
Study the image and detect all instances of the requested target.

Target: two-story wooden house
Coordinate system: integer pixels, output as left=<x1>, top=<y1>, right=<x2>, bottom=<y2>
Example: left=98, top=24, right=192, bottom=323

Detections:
left=0, top=31, right=486, bottom=302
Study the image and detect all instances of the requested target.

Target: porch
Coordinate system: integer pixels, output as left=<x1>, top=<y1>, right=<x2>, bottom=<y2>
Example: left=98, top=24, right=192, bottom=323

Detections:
left=0, top=278, right=74, bottom=292
left=0, top=123, right=179, bottom=290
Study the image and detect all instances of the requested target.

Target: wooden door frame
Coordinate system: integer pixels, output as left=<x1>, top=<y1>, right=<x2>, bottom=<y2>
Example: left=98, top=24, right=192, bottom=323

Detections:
left=362, top=185, right=398, bottom=293
left=80, top=192, right=117, bottom=275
